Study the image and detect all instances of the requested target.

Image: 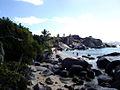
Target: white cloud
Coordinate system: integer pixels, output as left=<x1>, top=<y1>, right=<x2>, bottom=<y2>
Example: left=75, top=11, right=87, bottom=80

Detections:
left=51, top=14, right=120, bottom=42
left=16, top=0, right=43, bottom=5
left=80, top=14, right=92, bottom=20
left=14, top=16, right=48, bottom=25
left=52, top=17, right=77, bottom=23
left=52, top=14, right=93, bottom=24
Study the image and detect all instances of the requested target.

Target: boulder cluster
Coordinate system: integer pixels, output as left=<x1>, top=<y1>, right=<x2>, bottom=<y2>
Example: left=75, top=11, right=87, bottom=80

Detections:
left=97, top=56, right=120, bottom=89
left=59, top=35, right=111, bottom=50
left=28, top=52, right=119, bottom=90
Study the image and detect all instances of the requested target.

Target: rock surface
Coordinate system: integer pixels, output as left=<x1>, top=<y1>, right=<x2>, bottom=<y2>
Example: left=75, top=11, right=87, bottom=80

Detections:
left=28, top=49, right=119, bottom=90
left=97, top=57, right=110, bottom=69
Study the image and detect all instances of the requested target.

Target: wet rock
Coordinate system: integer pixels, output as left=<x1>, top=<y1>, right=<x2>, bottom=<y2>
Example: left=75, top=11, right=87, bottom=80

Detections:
left=35, top=66, right=47, bottom=71
left=33, top=83, right=45, bottom=90
left=69, top=65, right=84, bottom=75
left=86, top=87, right=97, bottom=90
left=33, top=83, right=52, bottom=90
left=87, top=54, right=91, bottom=56
left=105, top=60, right=120, bottom=76
left=99, top=82, right=111, bottom=87
left=99, top=87, right=117, bottom=90
left=97, top=57, right=110, bottom=69
left=79, top=86, right=97, bottom=90
left=104, top=52, right=120, bottom=56
left=45, top=77, right=54, bottom=85
left=72, top=77, right=79, bottom=83
left=92, top=69, right=102, bottom=76
left=40, top=63, right=53, bottom=70
left=74, top=45, right=87, bottom=50
left=45, top=86, right=52, bottom=90
left=30, top=65, right=37, bottom=72
left=78, top=71, right=87, bottom=77
left=105, top=43, right=117, bottom=48
left=30, top=80, right=36, bottom=86
left=82, top=36, right=104, bottom=48
left=74, top=80, right=84, bottom=85
left=57, top=88, right=64, bottom=90
left=77, top=80, right=84, bottom=85
left=86, top=70, right=95, bottom=79
left=114, top=66, right=120, bottom=80
left=64, top=85, right=69, bottom=88
left=82, top=55, right=95, bottom=60
left=98, top=75, right=112, bottom=87
left=58, top=57, right=63, bottom=62
left=64, top=85, right=74, bottom=90
left=34, top=61, right=41, bottom=66
left=56, top=55, right=61, bottom=58
left=43, top=49, right=51, bottom=60
left=59, top=77, right=72, bottom=84
left=30, top=72, right=38, bottom=80
left=85, top=77, right=91, bottom=82
left=52, top=64, right=62, bottom=74
left=41, top=69, right=54, bottom=76
left=51, top=60, right=59, bottom=65
left=60, top=70, right=69, bottom=77
left=105, top=62, right=114, bottom=76
left=88, top=57, right=95, bottom=60
left=97, top=56, right=103, bottom=59
left=111, top=80, right=120, bottom=89
left=62, top=58, right=89, bottom=70
left=57, top=47, right=63, bottom=51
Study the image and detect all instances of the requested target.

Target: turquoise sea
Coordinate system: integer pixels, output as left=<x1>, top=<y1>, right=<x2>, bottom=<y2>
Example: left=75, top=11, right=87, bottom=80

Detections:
left=64, top=47, right=120, bottom=59
left=63, top=47, right=120, bottom=69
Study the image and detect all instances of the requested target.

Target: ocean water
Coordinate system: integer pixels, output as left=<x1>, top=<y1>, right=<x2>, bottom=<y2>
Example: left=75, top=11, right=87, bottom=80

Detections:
left=64, top=47, right=120, bottom=59
left=63, top=47, right=120, bottom=69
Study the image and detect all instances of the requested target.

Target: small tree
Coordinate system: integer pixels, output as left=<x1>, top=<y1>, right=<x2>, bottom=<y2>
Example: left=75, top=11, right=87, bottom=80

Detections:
left=56, top=34, right=60, bottom=45
left=63, top=33, right=65, bottom=37
left=41, top=29, right=51, bottom=40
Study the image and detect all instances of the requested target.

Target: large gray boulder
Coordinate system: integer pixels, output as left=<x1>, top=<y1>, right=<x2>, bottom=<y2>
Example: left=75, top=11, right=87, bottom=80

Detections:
left=82, top=36, right=105, bottom=48
left=105, top=60, right=120, bottom=75
left=62, top=58, right=89, bottom=70
left=97, top=57, right=110, bottom=69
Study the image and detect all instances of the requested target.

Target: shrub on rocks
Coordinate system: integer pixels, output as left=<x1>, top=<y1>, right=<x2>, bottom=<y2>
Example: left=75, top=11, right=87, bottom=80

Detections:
left=0, top=61, right=30, bottom=90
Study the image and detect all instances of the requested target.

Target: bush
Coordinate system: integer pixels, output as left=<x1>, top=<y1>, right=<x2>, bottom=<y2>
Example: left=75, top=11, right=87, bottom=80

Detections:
left=0, top=61, right=30, bottom=90
left=0, top=17, right=41, bottom=64
left=0, top=42, right=2, bottom=62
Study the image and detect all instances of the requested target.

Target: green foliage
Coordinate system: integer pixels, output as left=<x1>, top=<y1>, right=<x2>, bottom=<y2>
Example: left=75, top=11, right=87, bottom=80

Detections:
left=0, top=41, right=3, bottom=63
left=0, top=17, right=41, bottom=64
left=0, top=61, right=30, bottom=90
left=0, top=17, right=54, bottom=89
left=33, top=29, right=52, bottom=52
left=41, top=29, right=51, bottom=40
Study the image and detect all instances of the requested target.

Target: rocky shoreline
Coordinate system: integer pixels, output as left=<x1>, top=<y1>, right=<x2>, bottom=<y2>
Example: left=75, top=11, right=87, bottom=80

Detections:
left=57, top=35, right=118, bottom=51
left=27, top=49, right=120, bottom=90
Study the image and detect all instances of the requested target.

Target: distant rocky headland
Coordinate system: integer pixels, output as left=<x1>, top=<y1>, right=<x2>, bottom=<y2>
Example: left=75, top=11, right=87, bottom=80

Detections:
left=51, top=35, right=117, bottom=51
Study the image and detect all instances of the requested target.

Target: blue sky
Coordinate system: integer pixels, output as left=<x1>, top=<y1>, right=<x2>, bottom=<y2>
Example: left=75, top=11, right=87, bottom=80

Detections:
left=0, top=0, right=120, bottom=42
